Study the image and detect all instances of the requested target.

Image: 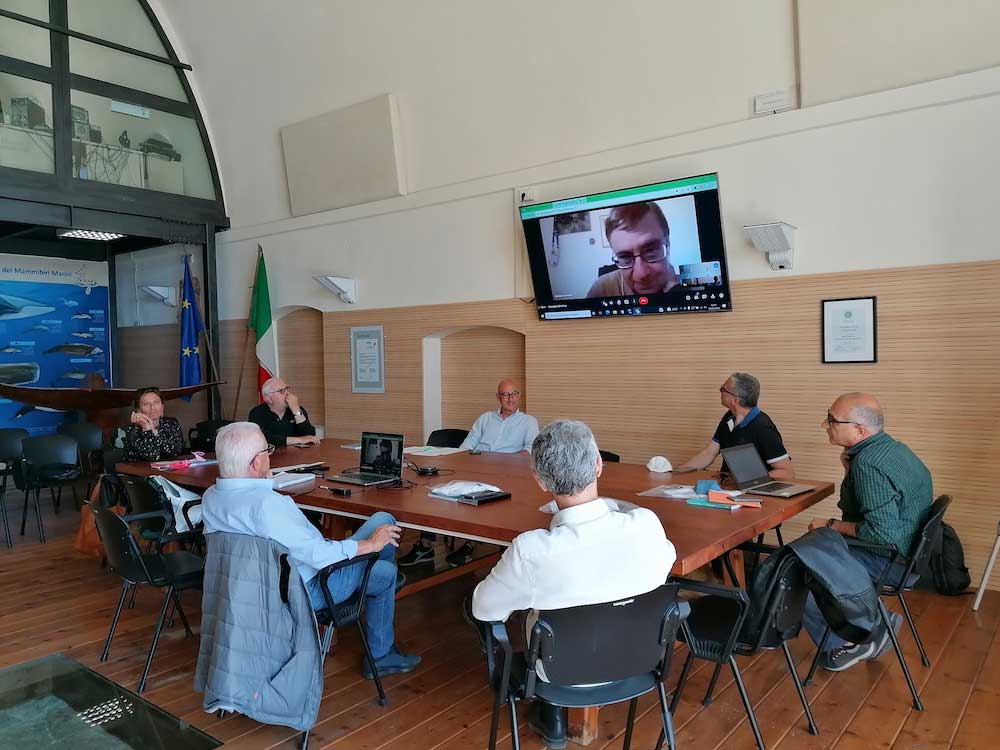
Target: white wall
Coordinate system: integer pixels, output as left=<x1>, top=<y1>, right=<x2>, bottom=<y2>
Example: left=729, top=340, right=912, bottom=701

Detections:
left=799, top=0, right=1000, bottom=106
left=149, top=1, right=1000, bottom=319
left=116, top=244, right=204, bottom=328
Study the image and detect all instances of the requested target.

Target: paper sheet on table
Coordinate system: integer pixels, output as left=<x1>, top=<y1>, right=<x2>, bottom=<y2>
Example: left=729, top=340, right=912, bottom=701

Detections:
left=638, top=485, right=743, bottom=499
left=341, top=443, right=361, bottom=450
left=428, top=480, right=502, bottom=502
left=539, top=498, right=638, bottom=514
left=404, top=446, right=467, bottom=457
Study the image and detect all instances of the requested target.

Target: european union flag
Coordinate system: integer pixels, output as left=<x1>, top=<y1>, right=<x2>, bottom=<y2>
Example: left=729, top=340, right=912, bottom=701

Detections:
left=179, top=255, right=205, bottom=401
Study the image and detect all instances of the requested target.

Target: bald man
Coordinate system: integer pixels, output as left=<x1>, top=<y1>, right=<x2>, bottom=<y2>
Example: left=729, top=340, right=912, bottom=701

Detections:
left=399, top=379, right=539, bottom=568
left=804, top=392, right=932, bottom=673
left=249, top=377, right=320, bottom=448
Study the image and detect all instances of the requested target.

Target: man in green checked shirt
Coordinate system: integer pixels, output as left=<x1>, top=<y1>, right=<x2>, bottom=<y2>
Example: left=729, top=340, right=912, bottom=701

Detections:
left=804, top=392, right=933, bottom=673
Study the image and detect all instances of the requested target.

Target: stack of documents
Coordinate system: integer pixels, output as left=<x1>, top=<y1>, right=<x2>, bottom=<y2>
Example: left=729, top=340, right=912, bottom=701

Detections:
left=429, top=480, right=502, bottom=501
left=404, top=446, right=467, bottom=457
left=272, top=471, right=314, bottom=490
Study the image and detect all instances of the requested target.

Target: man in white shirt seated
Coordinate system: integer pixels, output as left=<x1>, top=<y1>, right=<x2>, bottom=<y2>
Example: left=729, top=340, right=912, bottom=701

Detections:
left=201, top=422, right=421, bottom=679
left=399, top=378, right=540, bottom=568
left=472, top=420, right=676, bottom=749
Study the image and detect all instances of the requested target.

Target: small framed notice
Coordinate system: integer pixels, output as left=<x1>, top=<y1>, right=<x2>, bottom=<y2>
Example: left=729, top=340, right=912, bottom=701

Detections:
left=822, top=297, right=877, bottom=364
left=350, top=325, right=385, bottom=393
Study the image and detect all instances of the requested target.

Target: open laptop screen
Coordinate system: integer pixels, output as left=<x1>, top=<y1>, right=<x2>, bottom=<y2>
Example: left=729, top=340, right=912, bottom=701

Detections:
left=720, top=444, right=770, bottom=485
left=360, top=432, right=404, bottom=477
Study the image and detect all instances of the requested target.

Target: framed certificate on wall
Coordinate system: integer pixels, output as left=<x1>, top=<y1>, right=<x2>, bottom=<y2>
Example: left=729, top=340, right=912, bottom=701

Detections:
left=822, top=297, right=877, bottom=363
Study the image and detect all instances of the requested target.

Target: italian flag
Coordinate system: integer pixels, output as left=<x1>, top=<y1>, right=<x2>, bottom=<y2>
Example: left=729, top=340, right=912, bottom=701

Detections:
left=248, top=248, right=277, bottom=397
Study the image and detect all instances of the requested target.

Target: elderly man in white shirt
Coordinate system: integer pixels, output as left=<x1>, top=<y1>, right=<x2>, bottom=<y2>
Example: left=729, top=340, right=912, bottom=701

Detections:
left=399, top=378, right=540, bottom=569
left=201, top=422, right=421, bottom=679
left=472, top=420, right=676, bottom=749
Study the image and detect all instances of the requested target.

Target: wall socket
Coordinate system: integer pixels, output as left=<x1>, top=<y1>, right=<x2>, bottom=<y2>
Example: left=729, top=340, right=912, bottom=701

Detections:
left=517, top=188, right=537, bottom=204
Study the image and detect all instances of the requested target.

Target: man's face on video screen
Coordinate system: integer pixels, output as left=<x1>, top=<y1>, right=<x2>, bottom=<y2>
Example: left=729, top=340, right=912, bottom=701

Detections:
left=608, top=211, right=672, bottom=294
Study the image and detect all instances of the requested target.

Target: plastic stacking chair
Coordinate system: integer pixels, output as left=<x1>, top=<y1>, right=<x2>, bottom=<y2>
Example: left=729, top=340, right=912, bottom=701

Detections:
left=93, top=504, right=204, bottom=692
left=670, top=551, right=819, bottom=750
left=16, top=435, right=82, bottom=543
left=0, top=428, right=28, bottom=548
left=480, top=583, right=689, bottom=750
left=803, top=495, right=952, bottom=712
left=188, top=419, right=232, bottom=452
left=58, top=421, right=105, bottom=498
left=426, top=429, right=469, bottom=448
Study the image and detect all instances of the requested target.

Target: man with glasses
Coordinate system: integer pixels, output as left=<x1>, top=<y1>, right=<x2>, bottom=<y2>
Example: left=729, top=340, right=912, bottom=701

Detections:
left=586, top=202, right=680, bottom=297
left=249, top=377, right=320, bottom=447
left=801, top=392, right=932, bottom=672
left=398, top=378, right=539, bottom=568
left=202, top=422, right=421, bottom=678
left=678, top=372, right=795, bottom=480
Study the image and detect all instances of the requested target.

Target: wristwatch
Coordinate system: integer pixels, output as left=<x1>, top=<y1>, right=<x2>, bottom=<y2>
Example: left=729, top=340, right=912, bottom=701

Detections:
left=826, top=518, right=836, bottom=529
left=293, top=410, right=303, bottom=418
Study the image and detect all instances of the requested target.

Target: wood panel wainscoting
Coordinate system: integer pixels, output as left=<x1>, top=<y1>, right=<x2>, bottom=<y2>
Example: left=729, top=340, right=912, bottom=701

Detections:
left=119, top=309, right=326, bottom=430
left=321, top=260, right=1000, bottom=589
left=442, top=327, right=526, bottom=432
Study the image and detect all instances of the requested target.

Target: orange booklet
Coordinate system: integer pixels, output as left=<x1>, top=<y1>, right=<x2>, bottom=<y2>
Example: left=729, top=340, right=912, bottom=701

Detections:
left=708, top=490, right=762, bottom=509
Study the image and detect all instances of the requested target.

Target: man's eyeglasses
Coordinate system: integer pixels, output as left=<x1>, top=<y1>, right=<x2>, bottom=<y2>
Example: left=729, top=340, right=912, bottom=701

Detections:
left=719, top=386, right=739, bottom=398
left=251, top=444, right=276, bottom=466
left=824, top=413, right=859, bottom=426
left=613, top=242, right=668, bottom=269
left=265, top=387, right=289, bottom=396
left=499, top=391, right=520, bottom=399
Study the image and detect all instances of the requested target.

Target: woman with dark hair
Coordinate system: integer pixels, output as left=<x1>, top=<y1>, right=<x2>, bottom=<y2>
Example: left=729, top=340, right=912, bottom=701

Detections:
left=123, top=387, right=187, bottom=461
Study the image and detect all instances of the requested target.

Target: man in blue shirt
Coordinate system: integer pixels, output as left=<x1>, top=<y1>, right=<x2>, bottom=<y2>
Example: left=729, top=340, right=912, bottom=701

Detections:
left=399, top=378, right=540, bottom=568
left=201, top=422, right=420, bottom=678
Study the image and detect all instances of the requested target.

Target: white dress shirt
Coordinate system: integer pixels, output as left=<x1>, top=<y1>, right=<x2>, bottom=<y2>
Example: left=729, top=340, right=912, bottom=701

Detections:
left=201, top=477, right=358, bottom=586
left=460, top=409, right=540, bottom=453
left=472, top=497, right=676, bottom=623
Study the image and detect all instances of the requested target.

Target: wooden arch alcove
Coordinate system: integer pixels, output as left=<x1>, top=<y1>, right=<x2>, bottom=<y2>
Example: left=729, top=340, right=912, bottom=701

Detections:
left=422, top=325, right=526, bottom=442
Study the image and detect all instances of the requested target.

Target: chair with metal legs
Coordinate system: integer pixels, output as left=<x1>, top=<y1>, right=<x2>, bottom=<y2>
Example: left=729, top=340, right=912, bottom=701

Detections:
left=92, top=504, right=204, bottom=693
left=669, top=550, right=818, bottom=750
left=16, top=435, right=82, bottom=542
left=0, top=428, right=28, bottom=548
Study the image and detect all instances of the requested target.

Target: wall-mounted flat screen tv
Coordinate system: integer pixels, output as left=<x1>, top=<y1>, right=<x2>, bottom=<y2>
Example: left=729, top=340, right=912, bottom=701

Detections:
left=520, top=173, right=732, bottom=320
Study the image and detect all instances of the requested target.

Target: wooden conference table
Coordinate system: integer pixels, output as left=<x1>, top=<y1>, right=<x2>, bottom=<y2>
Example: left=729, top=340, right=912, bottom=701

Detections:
left=119, top=442, right=833, bottom=744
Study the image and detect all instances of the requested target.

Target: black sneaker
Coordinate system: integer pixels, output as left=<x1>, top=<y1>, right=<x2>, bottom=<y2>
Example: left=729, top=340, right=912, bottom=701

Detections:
left=821, top=640, right=877, bottom=672
left=398, top=542, right=434, bottom=567
left=868, top=611, right=904, bottom=661
left=445, top=542, right=475, bottom=568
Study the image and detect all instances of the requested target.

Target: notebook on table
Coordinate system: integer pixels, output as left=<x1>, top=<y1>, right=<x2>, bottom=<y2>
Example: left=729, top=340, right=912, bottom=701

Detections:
left=720, top=444, right=813, bottom=498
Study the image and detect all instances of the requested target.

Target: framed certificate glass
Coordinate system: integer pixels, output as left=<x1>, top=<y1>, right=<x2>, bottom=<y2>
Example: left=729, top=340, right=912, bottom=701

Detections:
left=822, top=297, right=877, bottom=363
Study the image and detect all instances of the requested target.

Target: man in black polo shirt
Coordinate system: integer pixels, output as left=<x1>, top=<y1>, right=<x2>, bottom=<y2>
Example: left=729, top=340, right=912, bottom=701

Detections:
left=248, top=377, right=321, bottom=447
left=678, top=372, right=795, bottom=479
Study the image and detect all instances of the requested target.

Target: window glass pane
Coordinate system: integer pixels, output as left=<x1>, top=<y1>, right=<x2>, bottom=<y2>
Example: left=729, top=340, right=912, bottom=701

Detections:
left=0, top=16, right=49, bottom=66
left=70, top=38, right=186, bottom=101
left=71, top=89, right=215, bottom=200
left=0, top=72, right=53, bottom=173
left=0, top=0, right=48, bottom=21
left=68, top=0, right=169, bottom=57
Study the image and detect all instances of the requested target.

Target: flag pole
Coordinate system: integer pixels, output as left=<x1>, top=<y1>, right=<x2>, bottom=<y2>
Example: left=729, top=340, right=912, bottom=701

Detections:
left=232, top=245, right=263, bottom=421
left=188, top=253, right=222, bottom=385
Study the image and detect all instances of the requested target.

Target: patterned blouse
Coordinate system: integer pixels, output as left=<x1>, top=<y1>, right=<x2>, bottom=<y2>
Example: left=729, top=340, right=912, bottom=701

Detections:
left=123, top=416, right=187, bottom=462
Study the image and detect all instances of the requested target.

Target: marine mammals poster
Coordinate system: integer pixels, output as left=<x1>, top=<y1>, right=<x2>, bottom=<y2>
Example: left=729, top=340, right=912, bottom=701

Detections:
left=0, top=254, right=110, bottom=435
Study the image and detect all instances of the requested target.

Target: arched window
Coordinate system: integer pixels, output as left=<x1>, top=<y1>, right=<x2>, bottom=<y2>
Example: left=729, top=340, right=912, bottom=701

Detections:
left=0, top=0, right=225, bottom=223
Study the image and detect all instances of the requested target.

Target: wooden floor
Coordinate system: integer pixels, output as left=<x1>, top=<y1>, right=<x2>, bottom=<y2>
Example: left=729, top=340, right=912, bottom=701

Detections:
left=1, top=504, right=998, bottom=750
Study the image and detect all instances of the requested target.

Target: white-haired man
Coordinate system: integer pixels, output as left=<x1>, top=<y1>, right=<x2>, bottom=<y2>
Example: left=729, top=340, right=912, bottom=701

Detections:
left=248, top=377, right=320, bottom=447
left=201, top=422, right=420, bottom=678
left=472, top=420, right=676, bottom=749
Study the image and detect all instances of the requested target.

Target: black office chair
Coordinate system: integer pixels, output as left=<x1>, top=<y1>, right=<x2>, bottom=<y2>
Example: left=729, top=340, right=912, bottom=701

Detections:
left=802, top=496, right=951, bottom=711
left=312, top=552, right=386, bottom=704
left=0, top=428, right=28, bottom=548
left=599, top=449, right=621, bottom=463
left=189, top=419, right=232, bottom=453
left=481, top=583, right=689, bottom=750
left=15, top=434, right=82, bottom=543
left=426, top=428, right=469, bottom=448
left=58, top=421, right=104, bottom=497
left=93, top=504, right=204, bottom=692
left=670, top=552, right=819, bottom=750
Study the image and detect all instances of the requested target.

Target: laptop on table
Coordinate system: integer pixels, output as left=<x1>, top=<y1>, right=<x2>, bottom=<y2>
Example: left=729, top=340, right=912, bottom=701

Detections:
left=329, top=432, right=404, bottom=486
left=720, top=444, right=814, bottom=498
